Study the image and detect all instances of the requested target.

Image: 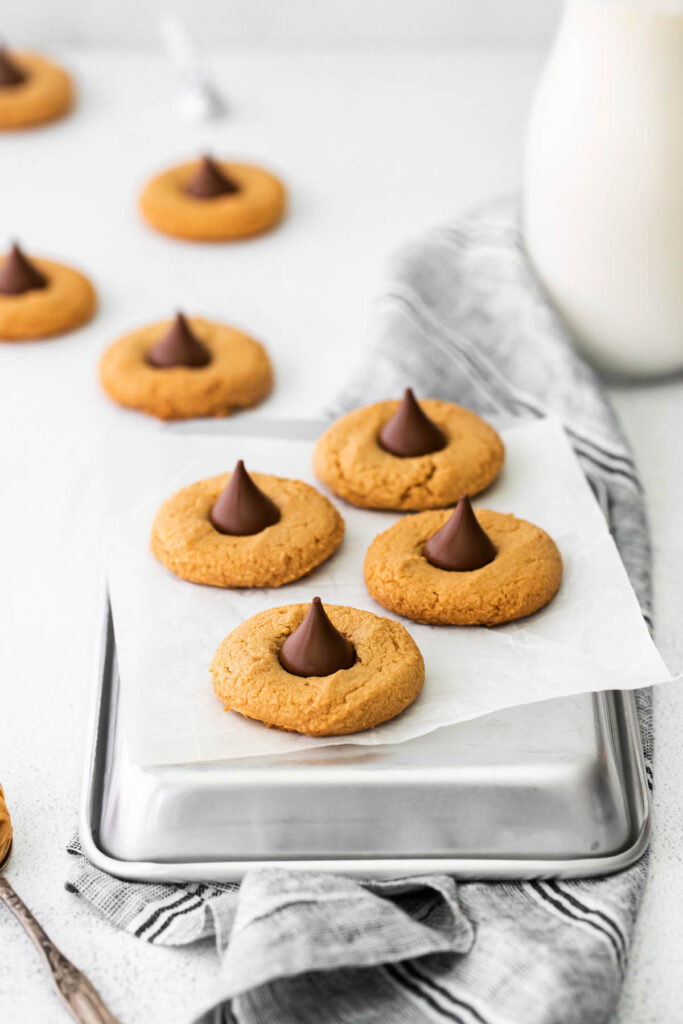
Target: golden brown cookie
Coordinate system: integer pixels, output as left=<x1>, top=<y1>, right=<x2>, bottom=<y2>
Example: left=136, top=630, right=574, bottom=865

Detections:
left=151, top=471, right=344, bottom=587
left=0, top=51, right=73, bottom=130
left=99, top=315, right=273, bottom=420
left=210, top=602, right=425, bottom=735
left=139, top=158, right=286, bottom=241
left=313, top=399, right=504, bottom=510
left=0, top=250, right=95, bottom=341
left=364, top=507, right=562, bottom=626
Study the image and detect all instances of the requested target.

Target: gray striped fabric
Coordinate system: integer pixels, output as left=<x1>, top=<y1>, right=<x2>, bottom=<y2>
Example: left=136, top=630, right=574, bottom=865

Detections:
left=66, top=209, right=653, bottom=1024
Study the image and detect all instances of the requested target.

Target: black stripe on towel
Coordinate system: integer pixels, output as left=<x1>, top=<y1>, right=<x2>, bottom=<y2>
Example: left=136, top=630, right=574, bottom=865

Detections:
left=403, top=961, right=491, bottom=1024
left=571, top=445, right=642, bottom=491
left=530, top=882, right=623, bottom=970
left=563, top=426, right=636, bottom=474
left=146, top=895, right=207, bottom=943
left=548, top=881, right=627, bottom=959
left=135, top=886, right=206, bottom=939
left=386, top=962, right=464, bottom=1023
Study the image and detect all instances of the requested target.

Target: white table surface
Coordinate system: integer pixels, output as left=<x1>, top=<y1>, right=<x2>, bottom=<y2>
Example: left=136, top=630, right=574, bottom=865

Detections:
left=0, top=46, right=681, bottom=1024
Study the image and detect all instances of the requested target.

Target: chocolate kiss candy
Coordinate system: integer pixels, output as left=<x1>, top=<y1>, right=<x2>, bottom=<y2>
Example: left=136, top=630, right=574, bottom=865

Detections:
left=211, top=460, right=281, bottom=536
left=186, top=155, right=240, bottom=199
left=0, top=243, right=48, bottom=296
left=0, top=47, right=26, bottom=88
left=424, top=495, right=496, bottom=572
left=147, top=312, right=211, bottom=368
left=379, top=388, right=447, bottom=458
left=279, top=597, right=356, bottom=677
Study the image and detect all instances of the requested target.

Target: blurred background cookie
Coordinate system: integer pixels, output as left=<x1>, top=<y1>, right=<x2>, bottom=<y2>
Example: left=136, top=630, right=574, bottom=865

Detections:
left=99, top=312, right=273, bottom=419
left=139, top=154, right=286, bottom=241
left=0, top=243, right=95, bottom=340
left=0, top=46, right=72, bottom=130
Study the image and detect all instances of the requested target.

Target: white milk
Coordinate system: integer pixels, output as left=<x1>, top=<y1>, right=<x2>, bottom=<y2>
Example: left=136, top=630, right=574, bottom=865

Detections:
left=524, top=0, right=683, bottom=376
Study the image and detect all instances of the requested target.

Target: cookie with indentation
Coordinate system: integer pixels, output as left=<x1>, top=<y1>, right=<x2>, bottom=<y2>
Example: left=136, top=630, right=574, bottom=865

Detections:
left=314, top=394, right=504, bottom=510
left=151, top=468, right=344, bottom=587
left=0, top=244, right=95, bottom=340
left=210, top=601, right=424, bottom=735
left=139, top=155, right=286, bottom=241
left=0, top=49, right=73, bottom=130
left=364, top=506, right=562, bottom=625
left=99, top=314, right=273, bottom=420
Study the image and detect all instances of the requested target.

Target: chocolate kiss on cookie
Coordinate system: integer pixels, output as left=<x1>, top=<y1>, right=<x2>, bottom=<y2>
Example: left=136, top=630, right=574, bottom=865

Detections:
left=186, top=156, right=240, bottom=199
left=379, top=388, right=447, bottom=458
left=279, top=597, right=356, bottom=677
left=147, top=312, right=211, bottom=368
left=0, top=47, right=26, bottom=88
left=425, top=494, right=496, bottom=571
left=211, top=460, right=281, bottom=536
left=0, top=243, right=48, bottom=296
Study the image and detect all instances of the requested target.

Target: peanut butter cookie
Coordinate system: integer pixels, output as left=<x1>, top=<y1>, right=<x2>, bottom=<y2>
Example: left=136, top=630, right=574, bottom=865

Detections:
left=210, top=601, right=424, bottom=735
left=313, top=394, right=504, bottom=510
left=0, top=244, right=95, bottom=340
left=151, top=468, right=344, bottom=587
left=0, top=49, right=72, bottom=130
left=139, top=155, right=286, bottom=241
left=99, top=314, right=273, bottom=420
left=364, top=507, right=562, bottom=626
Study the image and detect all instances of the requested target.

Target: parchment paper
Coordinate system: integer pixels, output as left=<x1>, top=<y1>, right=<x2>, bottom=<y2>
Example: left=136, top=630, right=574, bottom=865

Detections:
left=105, top=417, right=672, bottom=766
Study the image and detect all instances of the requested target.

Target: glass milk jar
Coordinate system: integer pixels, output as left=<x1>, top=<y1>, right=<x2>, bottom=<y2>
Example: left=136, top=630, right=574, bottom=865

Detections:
left=524, top=0, right=683, bottom=376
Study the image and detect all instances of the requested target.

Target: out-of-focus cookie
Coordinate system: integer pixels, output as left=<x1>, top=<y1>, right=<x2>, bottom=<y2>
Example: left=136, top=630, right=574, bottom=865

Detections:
left=139, top=155, right=286, bottom=241
left=151, top=462, right=344, bottom=588
left=0, top=47, right=72, bottom=130
left=0, top=244, right=95, bottom=340
left=364, top=496, right=562, bottom=626
left=210, top=597, right=425, bottom=736
left=99, top=312, right=273, bottom=420
left=313, top=389, right=504, bottom=510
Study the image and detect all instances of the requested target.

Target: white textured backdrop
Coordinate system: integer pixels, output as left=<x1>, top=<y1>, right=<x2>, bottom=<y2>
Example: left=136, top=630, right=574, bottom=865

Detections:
left=8, top=0, right=562, bottom=46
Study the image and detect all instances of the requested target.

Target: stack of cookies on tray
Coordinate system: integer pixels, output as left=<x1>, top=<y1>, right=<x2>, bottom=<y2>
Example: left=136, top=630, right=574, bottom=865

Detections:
left=150, top=389, right=562, bottom=738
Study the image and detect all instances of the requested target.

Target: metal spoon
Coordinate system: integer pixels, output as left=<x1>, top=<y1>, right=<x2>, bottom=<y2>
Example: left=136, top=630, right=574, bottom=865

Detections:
left=0, top=831, right=120, bottom=1022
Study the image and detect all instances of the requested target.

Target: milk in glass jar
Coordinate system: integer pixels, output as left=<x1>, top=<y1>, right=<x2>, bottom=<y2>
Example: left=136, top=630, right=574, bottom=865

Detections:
left=524, top=0, right=683, bottom=376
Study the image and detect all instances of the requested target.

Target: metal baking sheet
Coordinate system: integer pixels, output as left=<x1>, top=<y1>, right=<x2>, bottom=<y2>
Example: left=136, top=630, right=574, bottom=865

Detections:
left=81, top=597, right=649, bottom=883
left=81, top=417, right=650, bottom=881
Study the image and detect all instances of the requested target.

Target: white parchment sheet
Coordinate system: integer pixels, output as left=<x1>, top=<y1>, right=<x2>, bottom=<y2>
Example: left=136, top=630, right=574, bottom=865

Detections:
left=104, top=417, right=672, bottom=766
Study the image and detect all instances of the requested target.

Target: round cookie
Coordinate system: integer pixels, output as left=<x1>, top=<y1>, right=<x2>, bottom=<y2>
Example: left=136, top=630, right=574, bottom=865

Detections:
left=0, top=252, right=95, bottom=340
left=139, top=158, right=286, bottom=241
left=151, top=472, right=344, bottom=587
left=364, top=507, right=562, bottom=626
left=99, top=315, right=273, bottom=420
left=313, top=399, right=504, bottom=510
left=210, top=603, right=425, bottom=735
left=0, top=52, right=73, bottom=130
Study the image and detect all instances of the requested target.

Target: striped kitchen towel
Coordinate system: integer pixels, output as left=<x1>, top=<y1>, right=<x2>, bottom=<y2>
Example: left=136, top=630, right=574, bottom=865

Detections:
left=67, top=206, right=653, bottom=1024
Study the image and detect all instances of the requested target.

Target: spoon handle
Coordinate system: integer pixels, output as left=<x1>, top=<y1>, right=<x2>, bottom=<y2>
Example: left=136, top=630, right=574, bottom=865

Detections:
left=0, top=876, right=120, bottom=1023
